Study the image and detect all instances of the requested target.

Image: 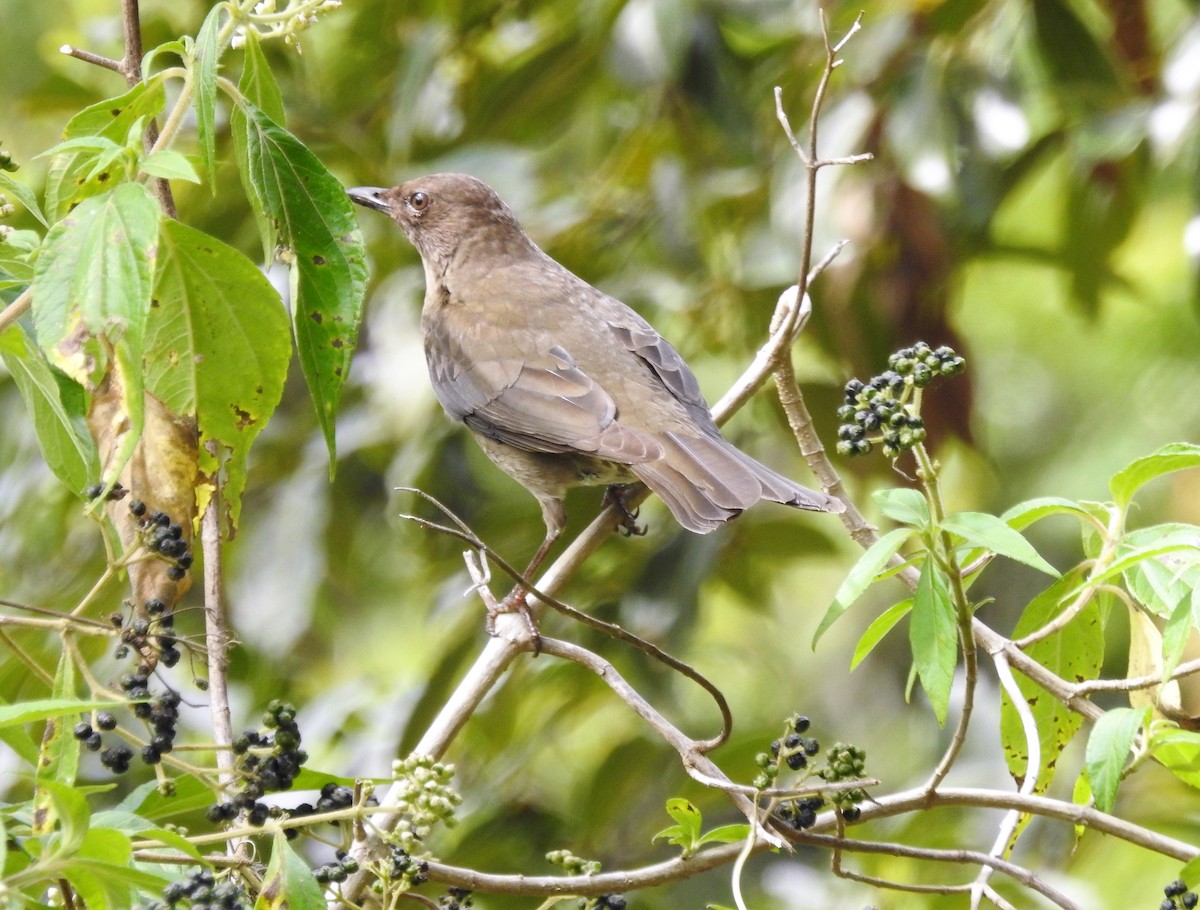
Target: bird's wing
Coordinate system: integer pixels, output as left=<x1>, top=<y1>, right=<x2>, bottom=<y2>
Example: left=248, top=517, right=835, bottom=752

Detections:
left=425, top=327, right=662, bottom=463
left=607, top=316, right=719, bottom=433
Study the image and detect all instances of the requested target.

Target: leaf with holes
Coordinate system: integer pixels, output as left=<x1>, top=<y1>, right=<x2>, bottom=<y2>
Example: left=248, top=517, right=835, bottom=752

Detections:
left=234, top=102, right=366, bottom=470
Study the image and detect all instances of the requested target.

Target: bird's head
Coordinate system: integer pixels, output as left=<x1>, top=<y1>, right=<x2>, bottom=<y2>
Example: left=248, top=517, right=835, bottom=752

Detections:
left=348, top=173, right=529, bottom=268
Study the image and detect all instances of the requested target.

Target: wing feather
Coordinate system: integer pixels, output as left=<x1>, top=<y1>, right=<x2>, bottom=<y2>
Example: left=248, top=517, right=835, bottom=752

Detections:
left=426, top=325, right=661, bottom=463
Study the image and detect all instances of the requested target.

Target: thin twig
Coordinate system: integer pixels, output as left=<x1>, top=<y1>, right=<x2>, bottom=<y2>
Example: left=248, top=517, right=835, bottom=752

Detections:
left=799, top=832, right=1081, bottom=910
left=398, top=489, right=734, bottom=752
left=1074, top=655, right=1200, bottom=695
left=537, top=636, right=782, bottom=845
left=0, top=628, right=56, bottom=686
left=0, top=288, right=33, bottom=335
left=59, top=45, right=123, bottom=73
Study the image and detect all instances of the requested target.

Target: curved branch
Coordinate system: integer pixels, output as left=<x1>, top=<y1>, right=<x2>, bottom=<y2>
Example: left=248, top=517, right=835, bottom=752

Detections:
left=800, top=832, right=1081, bottom=910
left=536, top=636, right=781, bottom=845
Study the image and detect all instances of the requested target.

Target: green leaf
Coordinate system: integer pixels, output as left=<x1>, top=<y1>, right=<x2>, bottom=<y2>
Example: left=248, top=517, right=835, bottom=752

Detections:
left=33, top=778, right=90, bottom=850
left=1002, top=496, right=1110, bottom=532
left=664, top=797, right=702, bottom=836
left=32, top=182, right=160, bottom=483
left=67, top=827, right=172, bottom=908
left=1184, top=855, right=1200, bottom=889
left=813, top=527, right=913, bottom=647
left=236, top=32, right=285, bottom=123
left=140, top=150, right=201, bottom=183
left=150, top=219, right=290, bottom=525
left=1070, top=771, right=1092, bottom=842
left=873, top=487, right=929, bottom=528
left=696, top=823, right=750, bottom=847
left=1110, top=443, right=1200, bottom=508
left=43, top=78, right=166, bottom=222
left=193, top=2, right=224, bottom=185
left=999, top=570, right=1104, bottom=792
left=1085, top=706, right=1147, bottom=813
left=256, top=830, right=326, bottom=910
left=37, top=651, right=81, bottom=796
left=1083, top=524, right=1200, bottom=590
left=0, top=325, right=98, bottom=494
left=40, top=135, right=125, bottom=159
left=0, top=697, right=123, bottom=729
left=1120, top=533, right=1200, bottom=619
left=652, top=798, right=703, bottom=857
left=910, top=557, right=957, bottom=726
left=940, top=511, right=1059, bottom=577
left=118, top=774, right=219, bottom=822
left=851, top=598, right=912, bottom=670
left=0, top=170, right=49, bottom=227
left=92, top=810, right=204, bottom=862
left=234, top=102, right=367, bottom=470
left=33, top=182, right=160, bottom=357
left=1161, top=591, right=1200, bottom=681
left=1153, top=729, right=1200, bottom=792
left=232, top=34, right=285, bottom=261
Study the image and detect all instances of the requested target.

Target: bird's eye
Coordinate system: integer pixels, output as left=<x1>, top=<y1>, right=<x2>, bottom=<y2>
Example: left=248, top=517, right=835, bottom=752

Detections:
left=408, top=191, right=430, bottom=212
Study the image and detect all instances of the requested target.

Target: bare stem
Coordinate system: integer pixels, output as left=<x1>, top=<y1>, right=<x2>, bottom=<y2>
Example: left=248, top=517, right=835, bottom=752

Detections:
left=200, top=476, right=246, bottom=863
left=915, top=444, right=977, bottom=793
left=0, top=288, right=33, bottom=335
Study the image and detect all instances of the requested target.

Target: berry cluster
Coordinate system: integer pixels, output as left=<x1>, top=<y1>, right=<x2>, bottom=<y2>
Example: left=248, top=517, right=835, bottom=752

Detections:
left=137, top=868, right=249, bottom=910
left=775, top=795, right=825, bottom=831
left=313, top=850, right=360, bottom=885
left=207, top=701, right=308, bottom=827
left=113, top=599, right=182, bottom=669
left=753, top=714, right=819, bottom=790
left=389, top=755, right=462, bottom=850
left=753, top=714, right=870, bottom=828
left=130, top=499, right=194, bottom=582
left=388, top=846, right=430, bottom=887
left=73, top=673, right=181, bottom=774
left=84, top=484, right=194, bottom=581
left=817, top=742, right=869, bottom=821
left=440, top=888, right=474, bottom=909
left=1163, top=880, right=1199, bottom=910
left=835, top=342, right=964, bottom=459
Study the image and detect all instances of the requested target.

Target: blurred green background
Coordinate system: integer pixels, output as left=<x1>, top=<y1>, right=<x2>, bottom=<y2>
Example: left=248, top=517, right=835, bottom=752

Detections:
left=3, top=0, right=1200, bottom=906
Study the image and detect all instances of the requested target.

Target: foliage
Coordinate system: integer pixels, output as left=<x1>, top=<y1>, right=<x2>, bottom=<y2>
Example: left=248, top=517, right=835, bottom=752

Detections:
left=2, top=1, right=1200, bottom=909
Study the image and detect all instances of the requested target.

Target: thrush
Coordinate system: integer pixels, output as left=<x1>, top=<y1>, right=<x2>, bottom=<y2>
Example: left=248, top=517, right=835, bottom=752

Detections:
left=348, top=174, right=843, bottom=596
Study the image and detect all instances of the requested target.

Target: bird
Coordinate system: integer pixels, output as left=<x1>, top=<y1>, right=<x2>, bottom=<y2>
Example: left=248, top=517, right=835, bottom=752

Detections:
left=348, top=174, right=843, bottom=604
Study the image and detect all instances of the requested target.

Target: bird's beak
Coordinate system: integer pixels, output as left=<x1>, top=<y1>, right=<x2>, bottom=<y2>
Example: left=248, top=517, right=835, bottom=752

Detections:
left=347, top=186, right=390, bottom=213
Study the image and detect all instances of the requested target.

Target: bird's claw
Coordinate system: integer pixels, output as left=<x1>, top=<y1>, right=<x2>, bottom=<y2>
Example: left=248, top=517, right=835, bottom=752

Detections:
left=487, top=587, right=542, bottom=655
left=604, top=485, right=647, bottom=537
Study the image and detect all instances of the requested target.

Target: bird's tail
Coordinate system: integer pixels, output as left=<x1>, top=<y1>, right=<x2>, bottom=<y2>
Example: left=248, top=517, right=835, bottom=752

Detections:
left=629, top=431, right=843, bottom=534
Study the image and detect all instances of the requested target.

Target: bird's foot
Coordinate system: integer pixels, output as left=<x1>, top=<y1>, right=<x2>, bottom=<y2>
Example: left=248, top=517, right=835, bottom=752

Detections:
left=604, top=484, right=647, bottom=537
left=486, top=586, right=542, bottom=655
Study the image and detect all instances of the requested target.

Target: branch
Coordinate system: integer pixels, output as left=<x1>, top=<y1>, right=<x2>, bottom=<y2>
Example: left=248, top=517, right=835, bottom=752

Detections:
left=536, top=636, right=782, bottom=845
left=0, top=288, right=32, bottom=335
left=859, top=786, right=1198, bottom=861
left=802, top=832, right=1081, bottom=910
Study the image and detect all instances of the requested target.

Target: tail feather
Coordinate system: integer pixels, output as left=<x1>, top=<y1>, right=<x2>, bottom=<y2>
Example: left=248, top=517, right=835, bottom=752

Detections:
left=630, top=432, right=842, bottom=534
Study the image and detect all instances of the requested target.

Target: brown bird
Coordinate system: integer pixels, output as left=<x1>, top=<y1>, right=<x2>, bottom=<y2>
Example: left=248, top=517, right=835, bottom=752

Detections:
left=348, top=174, right=842, bottom=598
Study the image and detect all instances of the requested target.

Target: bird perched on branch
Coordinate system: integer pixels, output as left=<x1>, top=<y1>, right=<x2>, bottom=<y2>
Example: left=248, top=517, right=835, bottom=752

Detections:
left=348, top=174, right=842, bottom=604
